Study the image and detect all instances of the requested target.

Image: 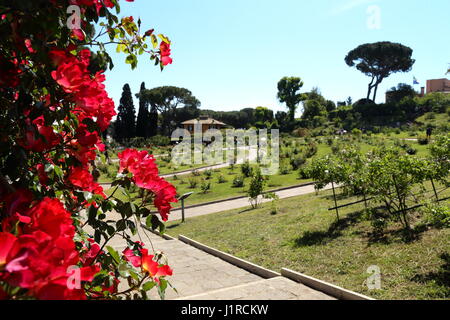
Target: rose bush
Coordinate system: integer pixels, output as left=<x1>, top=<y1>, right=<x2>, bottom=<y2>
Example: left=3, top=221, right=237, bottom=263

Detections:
left=0, top=0, right=177, bottom=300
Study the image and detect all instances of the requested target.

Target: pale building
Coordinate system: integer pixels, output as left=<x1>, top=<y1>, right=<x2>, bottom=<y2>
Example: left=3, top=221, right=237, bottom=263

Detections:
left=181, top=116, right=228, bottom=134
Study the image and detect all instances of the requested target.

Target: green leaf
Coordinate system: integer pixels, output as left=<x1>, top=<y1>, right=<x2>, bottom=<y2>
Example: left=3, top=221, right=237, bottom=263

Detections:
left=88, top=205, right=98, bottom=222
left=116, top=219, right=127, bottom=232
left=151, top=34, right=158, bottom=49
left=106, top=246, right=120, bottom=264
left=106, top=225, right=115, bottom=236
left=94, top=230, right=101, bottom=243
left=145, top=215, right=153, bottom=229
left=159, top=221, right=166, bottom=234
left=116, top=43, right=126, bottom=53
left=53, top=165, right=63, bottom=178
left=143, top=281, right=156, bottom=292
left=158, top=34, right=170, bottom=44
left=129, top=270, right=139, bottom=281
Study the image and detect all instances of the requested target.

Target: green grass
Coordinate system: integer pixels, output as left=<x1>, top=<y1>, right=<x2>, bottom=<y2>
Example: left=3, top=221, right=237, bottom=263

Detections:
left=416, top=112, right=450, bottom=128
left=165, top=166, right=310, bottom=207
left=165, top=186, right=450, bottom=300
left=105, top=164, right=311, bottom=208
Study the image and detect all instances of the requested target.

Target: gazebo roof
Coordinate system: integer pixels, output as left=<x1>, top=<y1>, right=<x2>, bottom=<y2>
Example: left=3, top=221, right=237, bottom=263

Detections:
left=181, top=117, right=226, bottom=126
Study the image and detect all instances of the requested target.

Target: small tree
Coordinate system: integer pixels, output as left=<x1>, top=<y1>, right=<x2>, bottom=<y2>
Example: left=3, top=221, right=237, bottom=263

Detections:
left=429, top=133, right=450, bottom=185
left=367, top=150, right=428, bottom=232
left=247, top=167, right=265, bottom=208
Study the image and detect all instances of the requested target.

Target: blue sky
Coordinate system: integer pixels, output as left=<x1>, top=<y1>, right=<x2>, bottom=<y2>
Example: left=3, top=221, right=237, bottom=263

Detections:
left=103, top=0, right=450, bottom=116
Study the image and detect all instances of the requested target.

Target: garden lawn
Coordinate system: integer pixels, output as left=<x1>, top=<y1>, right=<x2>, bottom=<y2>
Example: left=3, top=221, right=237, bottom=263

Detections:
left=165, top=187, right=450, bottom=300
left=105, top=164, right=312, bottom=208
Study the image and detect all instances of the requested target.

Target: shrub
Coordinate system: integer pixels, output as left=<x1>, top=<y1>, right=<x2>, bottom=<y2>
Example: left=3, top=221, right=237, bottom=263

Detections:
left=425, top=112, right=436, bottom=120
left=351, top=128, right=362, bottom=136
left=424, top=202, right=450, bottom=228
left=326, top=137, right=334, bottom=146
left=161, top=155, right=171, bottom=163
left=203, top=169, right=213, bottom=180
left=241, top=161, right=253, bottom=177
left=418, top=136, right=429, bottom=145
left=188, top=178, right=198, bottom=189
left=0, top=0, right=175, bottom=300
left=305, top=142, right=318, bottom=158
left=279, top=160, right=292, bottom=175
left=200, top=180, right=211, bottom=194
left=292, top=128, right=310, bottom=137
left=217, top=174, right=227, bottom=184
left=406, top=147, right=418, bottom=155
left=290, top=156, right=306, bottom=170
left=97, top=163, right=109, bottom=174
left=147, top=135, right=171, bottom=146
left=232, top=176, right=245, bottom=188
left=298, top=167, right=310, bottom=179
left=129, top=137, right=146, bottom=148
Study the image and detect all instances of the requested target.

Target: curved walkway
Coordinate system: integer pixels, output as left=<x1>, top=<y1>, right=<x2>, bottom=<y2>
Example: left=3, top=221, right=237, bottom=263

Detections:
left=168, top=183, right=332, bottom=222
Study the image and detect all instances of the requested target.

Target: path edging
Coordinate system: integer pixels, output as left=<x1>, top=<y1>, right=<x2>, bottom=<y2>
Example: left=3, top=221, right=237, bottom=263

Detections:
left=140, top=224, right=177, bottom=241
left=171, top=181, right=315, bottom=212
left=160, top=164, right=220, bottom=178
left=178, top=235, right=281, bottom=279
left=281, top=268, right=374, bottom=300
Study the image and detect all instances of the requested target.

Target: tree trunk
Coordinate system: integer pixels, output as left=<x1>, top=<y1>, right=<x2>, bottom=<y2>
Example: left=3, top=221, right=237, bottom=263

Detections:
left=372, top=84, right=379, bottom=102
left=366, top=85, right=372, bottom=100
left=366, top=76, right=375, bottom=100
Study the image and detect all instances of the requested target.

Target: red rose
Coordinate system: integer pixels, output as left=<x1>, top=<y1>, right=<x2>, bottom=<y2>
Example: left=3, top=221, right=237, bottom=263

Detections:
left=160, top=41, right=173, bottom=66
left=67, top=166, right=105, bottom=197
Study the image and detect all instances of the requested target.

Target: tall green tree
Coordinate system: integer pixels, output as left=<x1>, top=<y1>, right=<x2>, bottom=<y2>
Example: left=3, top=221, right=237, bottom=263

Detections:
left=140, top=86, right=200, bottom=136
left=301, top=87, right=328, bottom=127
left=115, top=83, right=136, bottom=141
left=386, top=83, right=417, bottom=103
left=277, top=77, right=305, bottom=122
left=254, top=106, right=274, bottom=128
left=345, top=41, right=415, bottom=102
left=325, top=100, right=336, bottom=113
left=148, top=105, right=159, bottom=137
left=136, top=82, right=149, bottom=137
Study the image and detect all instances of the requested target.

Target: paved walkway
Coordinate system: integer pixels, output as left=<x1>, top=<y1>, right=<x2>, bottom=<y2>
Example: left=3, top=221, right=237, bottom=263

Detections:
left=161, top=146, right=259, bottom=179
left=102, top=182, right=330, bottom=223
left=168, top=183, right=331, bottom=222
left=106, top=225, right=334, bottom=300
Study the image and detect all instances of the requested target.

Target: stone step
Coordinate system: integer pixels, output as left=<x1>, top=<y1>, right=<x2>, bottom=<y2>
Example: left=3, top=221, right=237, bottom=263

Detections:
left=175, top=276, right=336, bottom=300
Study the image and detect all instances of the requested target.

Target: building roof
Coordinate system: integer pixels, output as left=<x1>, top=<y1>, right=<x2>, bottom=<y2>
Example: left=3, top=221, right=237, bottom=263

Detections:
left=181, top=117, right=226, bottom=126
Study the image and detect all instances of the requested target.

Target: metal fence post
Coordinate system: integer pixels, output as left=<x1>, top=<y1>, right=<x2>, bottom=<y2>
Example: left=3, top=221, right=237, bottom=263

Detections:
left=430, top=178, right=439, bottom=201
left=331, top=181, right=339, bottom=221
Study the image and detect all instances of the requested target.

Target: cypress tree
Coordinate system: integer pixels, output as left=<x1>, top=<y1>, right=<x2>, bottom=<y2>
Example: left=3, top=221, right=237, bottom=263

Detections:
left=115, top=83, right=136, bottom=141
left=148, top=104, right=158, bottom=137
left=136, top=82, right=149, bottom=137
